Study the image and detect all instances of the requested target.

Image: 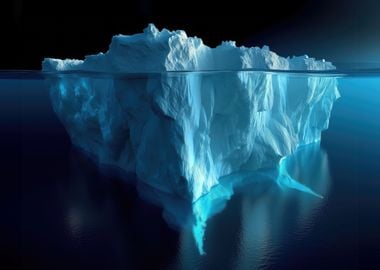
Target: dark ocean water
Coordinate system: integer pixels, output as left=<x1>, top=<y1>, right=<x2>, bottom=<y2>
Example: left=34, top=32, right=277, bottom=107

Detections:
left=2, top=72, right=380, bottom=269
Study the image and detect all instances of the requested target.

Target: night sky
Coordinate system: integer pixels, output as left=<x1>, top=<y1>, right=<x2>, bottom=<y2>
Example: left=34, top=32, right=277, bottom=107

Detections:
left=3, top=0, right=380, bottom=69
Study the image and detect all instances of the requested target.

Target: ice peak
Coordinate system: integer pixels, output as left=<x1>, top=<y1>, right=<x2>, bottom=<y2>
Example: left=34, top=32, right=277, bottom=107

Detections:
left=143, top=23, right=159, bottom=37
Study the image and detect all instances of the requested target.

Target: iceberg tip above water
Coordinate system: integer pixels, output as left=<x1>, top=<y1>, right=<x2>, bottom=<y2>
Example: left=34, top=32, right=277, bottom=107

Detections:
left=42, top=24, right=340, bottom=202
left=42, top=23, right=335, bottom=73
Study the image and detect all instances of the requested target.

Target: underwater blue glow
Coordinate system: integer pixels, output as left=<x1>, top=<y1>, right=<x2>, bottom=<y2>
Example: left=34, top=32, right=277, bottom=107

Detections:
left=277, top=154, right=324, bottom=199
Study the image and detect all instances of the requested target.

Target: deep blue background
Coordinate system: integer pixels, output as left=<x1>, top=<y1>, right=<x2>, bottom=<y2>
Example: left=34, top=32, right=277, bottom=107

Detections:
left=2, top=0, right=380, bottom=69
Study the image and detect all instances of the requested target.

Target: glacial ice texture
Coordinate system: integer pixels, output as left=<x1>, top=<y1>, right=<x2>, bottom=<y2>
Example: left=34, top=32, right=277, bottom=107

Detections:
left=43, top=24, right=340, bottom=201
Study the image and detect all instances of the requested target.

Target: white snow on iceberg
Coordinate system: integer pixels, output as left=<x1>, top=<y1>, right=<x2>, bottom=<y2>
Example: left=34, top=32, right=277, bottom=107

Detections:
left=42, top=24, right=340, bottom=202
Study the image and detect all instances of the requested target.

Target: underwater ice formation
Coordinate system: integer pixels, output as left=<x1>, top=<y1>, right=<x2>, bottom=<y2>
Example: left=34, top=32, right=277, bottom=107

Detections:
left=43, top=24, right=340, bottom=202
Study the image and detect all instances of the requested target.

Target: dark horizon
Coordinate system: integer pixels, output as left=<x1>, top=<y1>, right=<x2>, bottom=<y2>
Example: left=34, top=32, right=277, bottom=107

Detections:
left=3, top=0, right=380, bottom=69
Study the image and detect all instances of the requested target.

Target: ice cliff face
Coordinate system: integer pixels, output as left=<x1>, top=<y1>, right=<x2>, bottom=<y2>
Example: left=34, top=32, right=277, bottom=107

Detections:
left=43, top=24, right=340, bottom=202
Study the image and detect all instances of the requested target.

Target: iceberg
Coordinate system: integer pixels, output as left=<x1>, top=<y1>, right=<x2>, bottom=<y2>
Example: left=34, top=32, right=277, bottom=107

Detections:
left=42, top=24, right=340, bottom=202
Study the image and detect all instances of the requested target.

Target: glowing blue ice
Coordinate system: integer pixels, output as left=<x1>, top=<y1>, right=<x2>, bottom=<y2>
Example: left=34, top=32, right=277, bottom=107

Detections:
left=43, top=24, right=339, bottom=202
left=136, top=143, right=329, bottom=255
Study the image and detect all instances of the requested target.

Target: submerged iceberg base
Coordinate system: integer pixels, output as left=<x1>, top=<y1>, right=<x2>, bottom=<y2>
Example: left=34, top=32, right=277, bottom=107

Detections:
left=46, top=71, right=338, bottom=202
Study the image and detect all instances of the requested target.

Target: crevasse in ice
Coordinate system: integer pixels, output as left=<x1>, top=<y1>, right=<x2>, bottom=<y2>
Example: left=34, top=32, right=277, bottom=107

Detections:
left=42, top=24, right=340, bottom=202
